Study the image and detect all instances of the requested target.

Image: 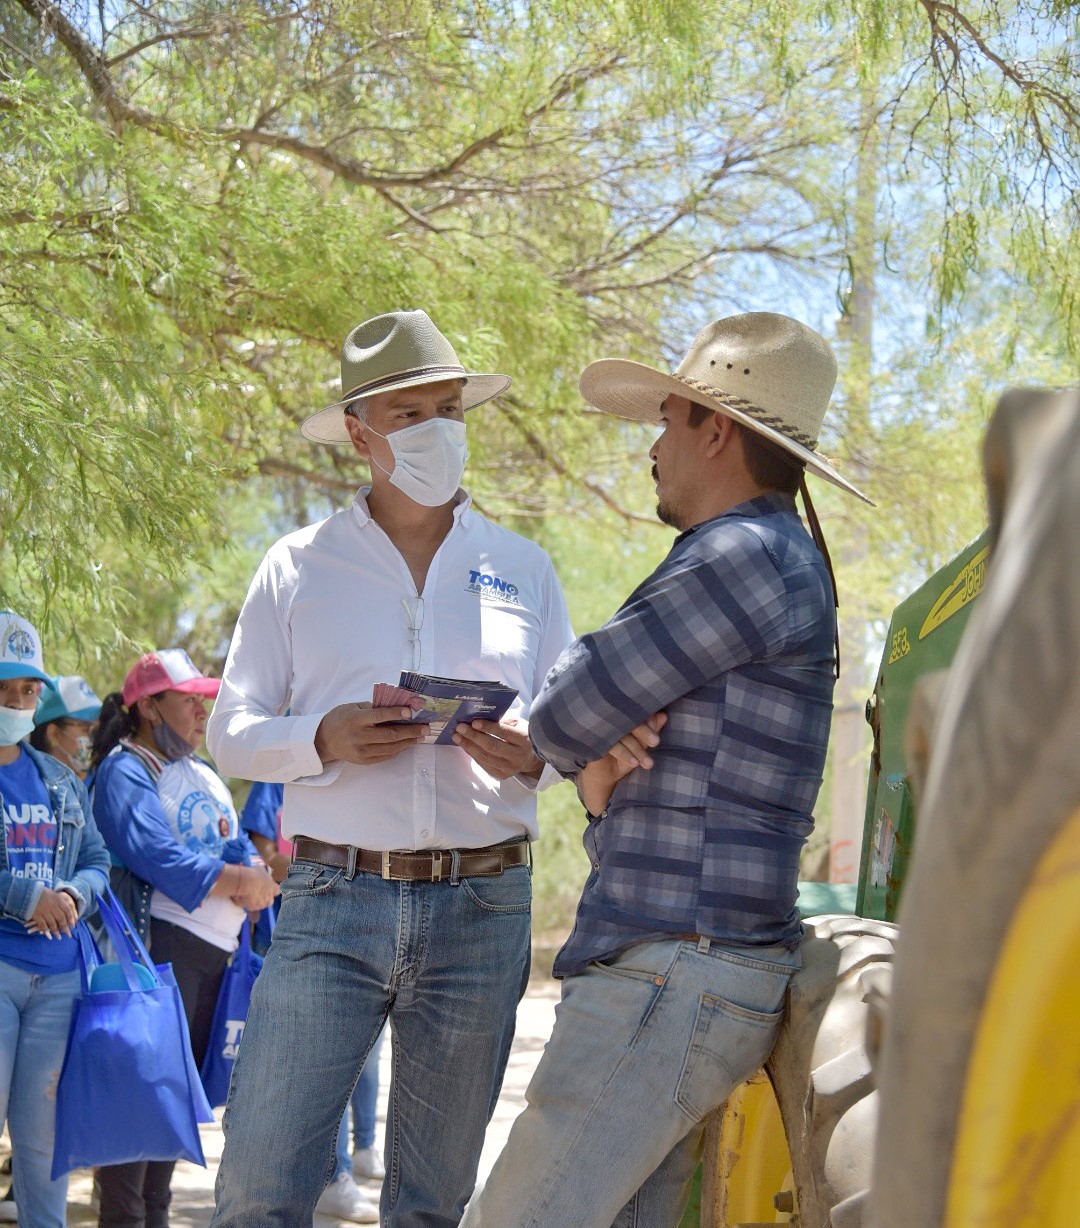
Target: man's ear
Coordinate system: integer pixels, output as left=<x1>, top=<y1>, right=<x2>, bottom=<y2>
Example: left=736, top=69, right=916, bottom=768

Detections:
left=344, top=413, right=371, bottom=460
left=703, top=411, right=737, bottom=459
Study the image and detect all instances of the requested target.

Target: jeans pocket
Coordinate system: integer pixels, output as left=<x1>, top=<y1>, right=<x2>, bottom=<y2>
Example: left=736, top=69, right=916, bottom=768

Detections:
left=674, top=992, right=785, bottom=1122
left=590, top=941, right=681, bottom=985
left=459, top=864, right=532, bottom=913
left=279, top=860, right=342, bottom=900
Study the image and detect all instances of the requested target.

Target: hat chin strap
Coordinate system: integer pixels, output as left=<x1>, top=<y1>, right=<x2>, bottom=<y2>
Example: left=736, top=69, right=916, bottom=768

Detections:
left=799, top=476, right=841, bottom=679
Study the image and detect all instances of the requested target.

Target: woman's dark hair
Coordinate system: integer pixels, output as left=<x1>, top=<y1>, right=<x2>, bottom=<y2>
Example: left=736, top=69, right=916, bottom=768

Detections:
left=90, top=692, right=140, bottom=768
left=28, top=721, right=55, bottom=754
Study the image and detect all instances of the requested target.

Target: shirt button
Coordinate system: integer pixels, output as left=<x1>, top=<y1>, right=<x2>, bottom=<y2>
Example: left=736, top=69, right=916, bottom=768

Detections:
left=592, top=861, right=600, bottom=871
left=420, top=829, right=430, bottom=838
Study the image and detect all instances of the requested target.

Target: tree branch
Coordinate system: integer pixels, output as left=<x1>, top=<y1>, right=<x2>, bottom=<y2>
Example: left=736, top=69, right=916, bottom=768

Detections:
left=498, top=399, right=656, bottom=525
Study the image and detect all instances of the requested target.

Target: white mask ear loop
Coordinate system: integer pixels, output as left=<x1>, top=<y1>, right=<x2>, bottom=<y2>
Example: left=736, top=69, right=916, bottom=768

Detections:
left=363, top=425, right=394, bottom=480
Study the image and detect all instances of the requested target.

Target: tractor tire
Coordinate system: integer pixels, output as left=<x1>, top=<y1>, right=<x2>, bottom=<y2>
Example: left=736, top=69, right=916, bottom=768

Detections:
left=703, top=913, right=896, bottom=1228
left=866, top=387, right=1080, bottom=1228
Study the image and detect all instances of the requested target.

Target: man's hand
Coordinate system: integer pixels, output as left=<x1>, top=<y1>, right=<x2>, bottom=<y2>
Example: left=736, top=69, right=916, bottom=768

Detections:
left=315, top=702, right=430, bottom=766
left=576, top=712, right=667, bottom=816
left=453, top=716, right=544, bottom=781
left=26, top=887, right=79, bottom=938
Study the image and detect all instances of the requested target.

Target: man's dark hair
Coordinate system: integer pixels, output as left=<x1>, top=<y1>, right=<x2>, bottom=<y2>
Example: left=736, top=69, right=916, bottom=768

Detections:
left=687, top=401, right=804, bottom=494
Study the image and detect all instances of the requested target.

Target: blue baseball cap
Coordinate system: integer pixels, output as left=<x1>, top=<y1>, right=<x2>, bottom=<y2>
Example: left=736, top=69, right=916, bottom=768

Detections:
left=35, top=674, right=104, bottom=726
left=0, top=611, right=55, bottom=688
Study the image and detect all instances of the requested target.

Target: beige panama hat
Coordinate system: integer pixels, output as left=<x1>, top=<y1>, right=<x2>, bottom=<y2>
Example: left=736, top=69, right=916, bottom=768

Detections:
left=302, top=309, right=512, bottom=444
left=579, top=311, right=871, bottom=504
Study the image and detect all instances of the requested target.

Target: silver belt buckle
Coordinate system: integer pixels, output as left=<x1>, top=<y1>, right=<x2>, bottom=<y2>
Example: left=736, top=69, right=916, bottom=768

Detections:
left=431, top=851, right=443, bottom=882
left=381, top=851, right=393, bottom=880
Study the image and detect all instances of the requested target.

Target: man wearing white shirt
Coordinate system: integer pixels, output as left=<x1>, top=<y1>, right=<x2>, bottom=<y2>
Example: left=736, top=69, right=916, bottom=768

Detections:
left=207, top=310, right=574, bottom=1228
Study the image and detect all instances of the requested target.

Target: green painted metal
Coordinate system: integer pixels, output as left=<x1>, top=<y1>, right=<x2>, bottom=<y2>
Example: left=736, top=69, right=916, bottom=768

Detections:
left=857, top=531, right=990, bottom=921
left=796, top=881, right=858, bottom=918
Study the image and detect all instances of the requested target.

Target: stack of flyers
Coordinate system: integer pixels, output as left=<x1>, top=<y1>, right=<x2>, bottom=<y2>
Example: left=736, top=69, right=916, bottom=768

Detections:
left=372, top=673, right=518, bottom=745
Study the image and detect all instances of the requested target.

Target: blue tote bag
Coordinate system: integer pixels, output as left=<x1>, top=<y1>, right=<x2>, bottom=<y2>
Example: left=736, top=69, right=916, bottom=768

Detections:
left=199, top=909, right=269, bottom=1108
left=52, top=890, right=214, bottom=1178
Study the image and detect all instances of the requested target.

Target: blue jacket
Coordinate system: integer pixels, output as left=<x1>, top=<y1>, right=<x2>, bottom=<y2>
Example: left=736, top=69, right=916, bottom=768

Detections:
left=0, top=743, right=110, bottom=922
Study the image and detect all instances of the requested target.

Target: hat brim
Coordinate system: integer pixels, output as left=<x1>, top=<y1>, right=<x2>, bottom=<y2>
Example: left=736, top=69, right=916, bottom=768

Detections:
left=34, top=701, right=101, bottom=726
left=580, top=359, right=873, bottom=505
left=171, top=678, right=221, bottom=699
left=0, top=663, right=55, bottom=687
left=301, top=372, right=512, bottom=444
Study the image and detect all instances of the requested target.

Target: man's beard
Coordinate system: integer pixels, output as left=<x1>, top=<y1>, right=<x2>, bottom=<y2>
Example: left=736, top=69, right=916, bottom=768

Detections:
left=656, top=498, right=680, bottom=528
left=653, top=464, right=681, bottom=528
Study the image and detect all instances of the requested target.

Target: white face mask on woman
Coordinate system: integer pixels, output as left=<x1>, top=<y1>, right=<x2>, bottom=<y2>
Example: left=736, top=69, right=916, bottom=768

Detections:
left=365, top=417, right=468, bottom=507
left=0, top=706, right=36, bottom=747
left=68, top=734, right=93, bottom=774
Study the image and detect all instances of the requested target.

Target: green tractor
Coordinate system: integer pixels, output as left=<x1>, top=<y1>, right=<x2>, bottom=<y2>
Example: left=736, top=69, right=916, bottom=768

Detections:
left=698, top=385, right=1080, bottom=1227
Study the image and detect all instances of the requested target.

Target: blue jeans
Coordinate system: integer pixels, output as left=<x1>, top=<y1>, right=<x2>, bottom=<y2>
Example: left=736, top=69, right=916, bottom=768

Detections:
left=461, top=936, right=800, bottom=1228
left=0, top=961, right=80, bottom=1228
left=334, top=1024, right=386, bottom=1176
left=211, top=857, right=532, bottom=1228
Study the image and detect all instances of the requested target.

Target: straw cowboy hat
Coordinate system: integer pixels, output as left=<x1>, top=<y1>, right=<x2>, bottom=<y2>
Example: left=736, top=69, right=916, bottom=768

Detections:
left=302, top=309, right=511, bottom=444
left=579, top=311, right=871, bottom=504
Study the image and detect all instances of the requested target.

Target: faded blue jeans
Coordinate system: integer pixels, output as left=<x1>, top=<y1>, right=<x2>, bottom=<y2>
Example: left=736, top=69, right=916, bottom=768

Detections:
left=333, top=1024, right=386, bottom=1177
left=210, top=854, right=532, bottom=1228
left=461, top=936, right=800, bottom=1228
left=0, top=961, right=80, bottom=1228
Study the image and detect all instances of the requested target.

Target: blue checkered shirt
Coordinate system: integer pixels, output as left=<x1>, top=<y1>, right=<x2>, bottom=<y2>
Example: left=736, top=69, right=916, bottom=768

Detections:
left=530, top=493, right=836, bottom=977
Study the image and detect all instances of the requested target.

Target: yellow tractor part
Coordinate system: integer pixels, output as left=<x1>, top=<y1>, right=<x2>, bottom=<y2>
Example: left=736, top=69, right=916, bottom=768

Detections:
left=710, top=1072, right=794, bottom=1225
left=944, top=803, right=1080, bottom=1228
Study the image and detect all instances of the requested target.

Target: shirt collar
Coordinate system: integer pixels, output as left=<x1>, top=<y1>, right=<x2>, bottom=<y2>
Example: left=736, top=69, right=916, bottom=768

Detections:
left=674, top=491, right=798, bottom=545
left=350, top=486, right=473, bottom=529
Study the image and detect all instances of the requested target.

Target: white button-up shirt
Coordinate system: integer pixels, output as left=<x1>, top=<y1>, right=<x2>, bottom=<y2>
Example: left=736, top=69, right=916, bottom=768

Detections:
left=207, top=489, right=574, bottom=850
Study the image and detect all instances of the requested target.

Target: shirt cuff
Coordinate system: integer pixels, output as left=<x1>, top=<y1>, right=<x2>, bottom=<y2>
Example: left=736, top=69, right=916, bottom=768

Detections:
left=288, top=710, right=339, bottom=783
left=56, top=883, right=87, bottom=914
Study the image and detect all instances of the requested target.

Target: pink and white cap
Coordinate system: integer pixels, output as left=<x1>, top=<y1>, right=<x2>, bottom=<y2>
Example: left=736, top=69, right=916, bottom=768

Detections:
left=121, top=648, right=221, bottom=706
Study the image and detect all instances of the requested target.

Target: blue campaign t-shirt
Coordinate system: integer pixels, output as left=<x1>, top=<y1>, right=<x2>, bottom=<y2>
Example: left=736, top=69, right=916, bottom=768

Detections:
left=240, top=780, right=284, bottom=951
left=240, top=780, right=284, bottom=844
left=0, top=748, right=77, bottom=974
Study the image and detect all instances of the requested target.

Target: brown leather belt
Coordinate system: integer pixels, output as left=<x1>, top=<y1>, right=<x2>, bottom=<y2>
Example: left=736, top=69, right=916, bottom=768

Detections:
left=292, top=835, right=529, bottom=882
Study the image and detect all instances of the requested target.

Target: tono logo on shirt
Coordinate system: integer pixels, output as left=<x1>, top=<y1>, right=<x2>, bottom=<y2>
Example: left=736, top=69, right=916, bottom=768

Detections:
left=465, top=570, right=521, bottom=605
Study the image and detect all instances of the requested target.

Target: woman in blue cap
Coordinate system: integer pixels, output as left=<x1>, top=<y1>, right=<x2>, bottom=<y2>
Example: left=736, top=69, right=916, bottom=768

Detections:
left=30, top=675, right=103, bottom=780
left=0, top=611, right=111, bottom=1227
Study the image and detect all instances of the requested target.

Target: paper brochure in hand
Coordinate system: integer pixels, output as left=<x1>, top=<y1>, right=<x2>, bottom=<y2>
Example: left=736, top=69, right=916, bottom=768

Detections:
left=373, top=673, right=518, bottom=745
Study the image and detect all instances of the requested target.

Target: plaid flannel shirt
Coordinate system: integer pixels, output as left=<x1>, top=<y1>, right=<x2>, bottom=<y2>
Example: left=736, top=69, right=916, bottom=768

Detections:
left=530, top=493, right=836, bottom=977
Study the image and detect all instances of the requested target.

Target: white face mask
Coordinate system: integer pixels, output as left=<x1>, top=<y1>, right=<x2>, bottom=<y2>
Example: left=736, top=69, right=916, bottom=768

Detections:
left=365, top=417, right=468, bottom=507
left=69, top=734, right=93, bottom=774
left=0, top=706, right=36, bottom=747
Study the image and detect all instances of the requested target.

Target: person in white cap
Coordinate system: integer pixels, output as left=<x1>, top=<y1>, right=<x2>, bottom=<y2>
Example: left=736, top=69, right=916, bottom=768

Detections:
left=0, top=611, right=111, bottom=1228
left=460, top=312, right=872, bottom=1228
left=30, top=674, right=104, bottom=779
left=88, top=650, right=279, bottom=1228
left=206, top=309, right=574, bottom=1228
